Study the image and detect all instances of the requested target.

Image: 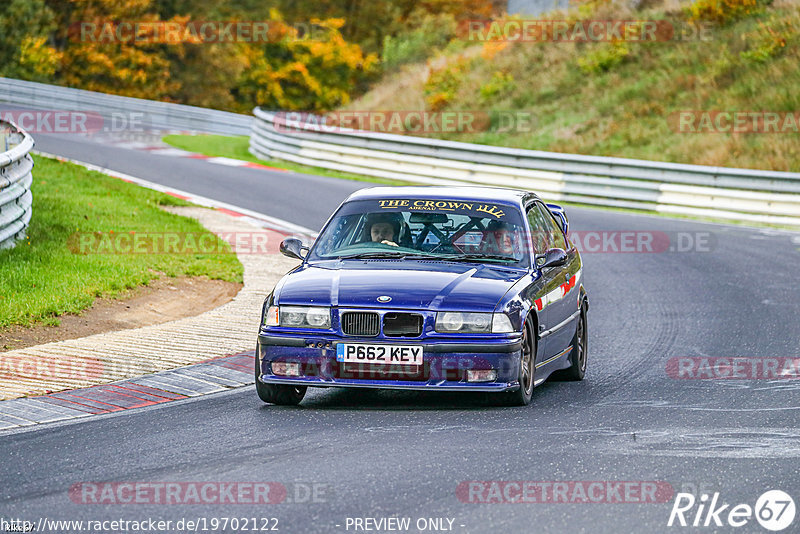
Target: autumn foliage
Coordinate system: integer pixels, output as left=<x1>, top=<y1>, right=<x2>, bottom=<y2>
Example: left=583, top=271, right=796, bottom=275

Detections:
left=687, top=0, right=773, bottom=24
left=0, top=0, right=388, bottom=112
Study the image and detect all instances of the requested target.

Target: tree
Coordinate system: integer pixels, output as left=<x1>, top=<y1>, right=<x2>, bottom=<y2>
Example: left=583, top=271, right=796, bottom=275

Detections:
left=0, top=0, right=60, bottom=81
left=46, top=0, right=179, bottom=99
left=234, top=17, right=378, bottom=112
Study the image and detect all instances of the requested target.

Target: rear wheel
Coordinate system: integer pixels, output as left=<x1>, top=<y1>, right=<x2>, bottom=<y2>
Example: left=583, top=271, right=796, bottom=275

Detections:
left=493, top=320, right=535, bottom=406
left=255, top=357, right=306, bottom=405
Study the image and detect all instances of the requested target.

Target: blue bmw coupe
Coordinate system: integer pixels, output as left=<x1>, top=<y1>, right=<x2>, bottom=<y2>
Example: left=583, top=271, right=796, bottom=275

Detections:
left=256, top=186, right=588, bottom=406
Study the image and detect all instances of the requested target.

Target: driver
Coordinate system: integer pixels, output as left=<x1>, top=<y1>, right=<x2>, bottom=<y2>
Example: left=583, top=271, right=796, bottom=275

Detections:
left=365, top=213, right=402, bottom=247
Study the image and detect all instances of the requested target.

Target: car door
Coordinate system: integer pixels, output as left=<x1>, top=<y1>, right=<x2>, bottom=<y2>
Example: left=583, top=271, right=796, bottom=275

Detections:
left=523, top=202, right=560, bottom=366
left=535, top=202, right=581, bottom=363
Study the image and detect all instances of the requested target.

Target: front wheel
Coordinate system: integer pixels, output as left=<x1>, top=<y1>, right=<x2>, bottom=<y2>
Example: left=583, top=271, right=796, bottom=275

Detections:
left=493, top=320, right=535, bottom=406
left=554, top=304, right=587, bottom=381
left=255, top=357, right=306, bottom=405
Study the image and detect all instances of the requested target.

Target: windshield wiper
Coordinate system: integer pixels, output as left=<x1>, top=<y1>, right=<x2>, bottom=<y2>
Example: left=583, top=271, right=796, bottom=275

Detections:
left=336, top=251, right=442, bottom=260
left=440, top=253, right=517, bottom=263
left=337, top=251, right=408, bottom=259
left=335, top=252, right=515, bottom=262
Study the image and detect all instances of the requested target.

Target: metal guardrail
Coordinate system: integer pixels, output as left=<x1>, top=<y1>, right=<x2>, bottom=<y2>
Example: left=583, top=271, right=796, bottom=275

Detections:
left=0, top=77, right=251, bottom=136
left=2, top=78, right=797, bottom=230
left=250, top=109, right=800, bottom=227
left=0, top=120, right=34, bottom=248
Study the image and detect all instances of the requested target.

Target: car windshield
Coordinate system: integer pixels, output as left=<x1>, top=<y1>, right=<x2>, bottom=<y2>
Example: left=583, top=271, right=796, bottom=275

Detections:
left=309, top=198, right=528, bottom=266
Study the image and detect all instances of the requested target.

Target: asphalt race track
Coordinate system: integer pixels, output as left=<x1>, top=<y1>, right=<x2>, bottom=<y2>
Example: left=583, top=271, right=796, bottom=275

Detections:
left=1, top=128, right=799, bottom=533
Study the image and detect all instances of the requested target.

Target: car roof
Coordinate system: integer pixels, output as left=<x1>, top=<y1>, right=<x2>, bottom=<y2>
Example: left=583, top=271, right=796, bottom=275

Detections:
left=345, top=186, right=537, bottom=206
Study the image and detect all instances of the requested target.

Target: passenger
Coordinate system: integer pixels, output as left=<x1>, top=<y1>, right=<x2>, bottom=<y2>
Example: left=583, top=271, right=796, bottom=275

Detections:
left=482, top=220, right=517, bottom=256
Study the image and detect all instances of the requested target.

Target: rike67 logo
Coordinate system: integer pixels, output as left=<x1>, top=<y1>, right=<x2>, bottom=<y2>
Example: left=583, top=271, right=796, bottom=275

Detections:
left=668, top=490, right=795, bottom=531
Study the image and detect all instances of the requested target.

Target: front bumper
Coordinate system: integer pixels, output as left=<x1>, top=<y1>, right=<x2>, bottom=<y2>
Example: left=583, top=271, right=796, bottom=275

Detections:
left=256, top=333, right=523, bottom=393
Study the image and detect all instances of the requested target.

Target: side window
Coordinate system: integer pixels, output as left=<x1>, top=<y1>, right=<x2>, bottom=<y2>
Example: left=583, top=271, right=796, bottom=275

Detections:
left=526, top=204, right=552, bottom=255
left=321, top=214, right=358, bottom=250
left=537, top=203, right=568, bottom=250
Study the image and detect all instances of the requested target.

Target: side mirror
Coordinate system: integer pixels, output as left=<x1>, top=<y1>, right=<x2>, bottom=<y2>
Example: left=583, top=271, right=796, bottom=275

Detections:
left=535, top=248, right=568, bottom=270
left=279, top=238, right=307, bottom=260
left=546, top=203, right=569, bottom=235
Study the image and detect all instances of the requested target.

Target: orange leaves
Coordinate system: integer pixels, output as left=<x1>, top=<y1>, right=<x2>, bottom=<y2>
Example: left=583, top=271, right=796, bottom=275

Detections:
left=235, top=17, right=378, bottom=112
left=60, top=39, right=176, bottom=99
left=51, top=0, right=179, bottom=99
left=17, top=36, right=61, bottom=79
left=687, top=0, right=768, bottom=24
left=11, top=1, right=378, bottom=111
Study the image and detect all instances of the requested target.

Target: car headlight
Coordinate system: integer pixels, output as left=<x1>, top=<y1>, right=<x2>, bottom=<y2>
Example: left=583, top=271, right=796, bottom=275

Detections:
left=264, top=305, right=331, bottom=329
left=435, top=312, right=514, bottom=333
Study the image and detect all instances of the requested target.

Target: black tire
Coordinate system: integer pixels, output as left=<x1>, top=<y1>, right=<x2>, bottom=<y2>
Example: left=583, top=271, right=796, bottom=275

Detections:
left=493, top=320, right=535, bottom=406
left=553, top=304, right=587, bottom=381
left=255, top=357, right=306, bottom=405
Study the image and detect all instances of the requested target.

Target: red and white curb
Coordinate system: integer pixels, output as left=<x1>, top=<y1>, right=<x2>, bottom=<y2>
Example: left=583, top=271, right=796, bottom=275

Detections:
left=0, top=153, right=315, bottom=432
left=0, top=351, right=257, bottom=431
left=139, top=145, right=289, bottom=173
left=80, top=130, right=289, bottom=172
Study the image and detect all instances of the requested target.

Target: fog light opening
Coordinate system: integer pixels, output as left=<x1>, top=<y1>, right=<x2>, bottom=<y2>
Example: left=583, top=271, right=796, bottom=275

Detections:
left=272, top=362, right=301, bottom=377
left=467, top=369, right=497, bottom=382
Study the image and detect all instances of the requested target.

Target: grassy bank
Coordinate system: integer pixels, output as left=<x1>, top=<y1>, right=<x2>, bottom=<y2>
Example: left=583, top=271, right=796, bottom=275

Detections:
left=347, top=0, right=800, bottom=172
left=0, top=156, right=243, bottom=328
left=161, top=134, right=411, bottom=186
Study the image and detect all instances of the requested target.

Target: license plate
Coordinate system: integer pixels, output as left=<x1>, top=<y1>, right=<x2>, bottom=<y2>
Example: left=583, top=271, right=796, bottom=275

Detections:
left=336, top=344, right=423, bottom=366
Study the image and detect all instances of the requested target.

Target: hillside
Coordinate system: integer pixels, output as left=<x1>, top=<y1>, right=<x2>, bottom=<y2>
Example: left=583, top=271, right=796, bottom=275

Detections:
left=345, top=0, right=800, bottom=171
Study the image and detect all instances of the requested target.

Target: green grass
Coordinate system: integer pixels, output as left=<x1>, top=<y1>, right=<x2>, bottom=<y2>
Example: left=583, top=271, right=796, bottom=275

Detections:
left=0, top=156, right=243, bottom=328
left=162, top=134, right=413, bottom=186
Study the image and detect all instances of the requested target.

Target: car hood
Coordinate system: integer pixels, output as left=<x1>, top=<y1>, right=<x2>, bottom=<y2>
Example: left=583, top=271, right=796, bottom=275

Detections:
left=276, top=260, right=526, bottom=312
